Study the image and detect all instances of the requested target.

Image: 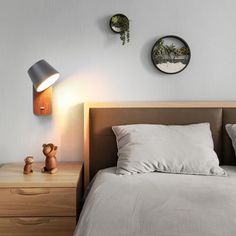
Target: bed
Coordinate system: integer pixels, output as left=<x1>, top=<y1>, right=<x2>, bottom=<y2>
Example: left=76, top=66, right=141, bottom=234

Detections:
left=74, top=102, right=236, bottom=236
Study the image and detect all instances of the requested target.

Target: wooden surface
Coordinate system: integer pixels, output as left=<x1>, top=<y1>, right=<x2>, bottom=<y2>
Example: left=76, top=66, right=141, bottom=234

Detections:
left=0, top=188, right=76, bottom=216
left=83, top=101, right=236, bottom=188
left=0, top=217, right=75, bottom=236
left=0, top=162, right=82, bottom=187
left=33, top=87, right=52, bottom=116
left=0, top=162, right=83, bottom=236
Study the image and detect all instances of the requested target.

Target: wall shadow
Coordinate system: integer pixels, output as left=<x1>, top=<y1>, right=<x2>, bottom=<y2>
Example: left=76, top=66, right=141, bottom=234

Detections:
left=96, top=15, right=118, bottom=47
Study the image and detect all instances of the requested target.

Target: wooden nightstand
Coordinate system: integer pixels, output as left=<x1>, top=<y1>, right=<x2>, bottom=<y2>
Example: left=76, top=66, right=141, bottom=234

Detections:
left=0, top=162, right=83, bottom=236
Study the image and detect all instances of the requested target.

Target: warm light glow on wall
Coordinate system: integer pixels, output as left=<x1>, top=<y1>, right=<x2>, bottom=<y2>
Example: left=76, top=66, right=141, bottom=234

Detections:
left=52, top=72, right=110, bottom=161
left=54, top=73, right=110, bottom=110
left=53, top=72, right=110, bottom=129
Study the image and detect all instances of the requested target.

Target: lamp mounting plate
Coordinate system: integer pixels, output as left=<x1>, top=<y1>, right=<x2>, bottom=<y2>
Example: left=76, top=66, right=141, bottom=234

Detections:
left=33, top=87, right=52, bottom=116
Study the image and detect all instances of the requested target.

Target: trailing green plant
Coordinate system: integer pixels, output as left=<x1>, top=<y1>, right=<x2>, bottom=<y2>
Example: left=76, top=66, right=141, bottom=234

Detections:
left=153, top=39, right=166, bottom=63
left=153, top=39, right=190, bottom=64
left=111, top=15, right=130, bottom=45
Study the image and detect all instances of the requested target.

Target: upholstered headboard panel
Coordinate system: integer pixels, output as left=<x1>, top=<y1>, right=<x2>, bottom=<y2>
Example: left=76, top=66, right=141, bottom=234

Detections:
left=223, top=109, right=236, bottom=165
left=84, top=104, right=236, bottom=185
left=89, top=107, right=236, bottom=181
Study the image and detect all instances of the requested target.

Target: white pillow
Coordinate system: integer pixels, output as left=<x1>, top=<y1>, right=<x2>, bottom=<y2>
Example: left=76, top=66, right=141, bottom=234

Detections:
left=225, top=124, right=236, bottom=156
left=112, top=123, right=226, bottom=176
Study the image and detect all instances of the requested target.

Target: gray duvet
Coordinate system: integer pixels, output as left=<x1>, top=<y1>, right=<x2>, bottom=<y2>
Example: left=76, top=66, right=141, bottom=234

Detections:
left=74, top=166, right=236, bottom=236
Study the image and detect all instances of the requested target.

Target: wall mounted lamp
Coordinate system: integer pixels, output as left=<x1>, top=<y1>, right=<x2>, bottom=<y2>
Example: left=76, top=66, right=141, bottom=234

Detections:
left=28, top=60, right=60, bottom=116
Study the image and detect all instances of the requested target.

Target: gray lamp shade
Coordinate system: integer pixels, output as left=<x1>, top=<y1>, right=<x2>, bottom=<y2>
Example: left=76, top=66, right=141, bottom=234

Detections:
left=28, top=59, right=60, bottom=92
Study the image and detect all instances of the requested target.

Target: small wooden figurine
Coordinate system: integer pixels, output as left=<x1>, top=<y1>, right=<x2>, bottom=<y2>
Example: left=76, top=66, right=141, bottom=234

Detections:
left=23, top=156, right=34, bottom=174
left=41, top=143, right=58, bottom=174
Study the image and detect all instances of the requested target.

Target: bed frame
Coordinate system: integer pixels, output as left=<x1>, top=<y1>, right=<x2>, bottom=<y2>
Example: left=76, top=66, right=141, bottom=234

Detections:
left=83, top=102, right=236, bottom=188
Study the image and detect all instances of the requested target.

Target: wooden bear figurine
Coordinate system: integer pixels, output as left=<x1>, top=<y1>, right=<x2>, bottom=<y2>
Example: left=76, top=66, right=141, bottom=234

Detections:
left=23, top=156, right=34, bottom=174
left=41, top=143, right=58, bottom=174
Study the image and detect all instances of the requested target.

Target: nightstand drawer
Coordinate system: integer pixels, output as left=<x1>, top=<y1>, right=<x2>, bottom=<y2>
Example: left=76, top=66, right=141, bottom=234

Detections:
left=0, top=188, right=76, bottom=216
left=0, top=217, right=75, bottom=236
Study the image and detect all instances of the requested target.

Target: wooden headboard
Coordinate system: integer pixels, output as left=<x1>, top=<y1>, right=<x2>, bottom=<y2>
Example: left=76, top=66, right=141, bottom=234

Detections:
left=83, top=102, right=236, bottom=188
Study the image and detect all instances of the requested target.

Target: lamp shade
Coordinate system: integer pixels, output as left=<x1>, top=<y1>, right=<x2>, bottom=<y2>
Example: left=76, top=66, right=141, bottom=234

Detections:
left=28, top=59, right=60, bottom=92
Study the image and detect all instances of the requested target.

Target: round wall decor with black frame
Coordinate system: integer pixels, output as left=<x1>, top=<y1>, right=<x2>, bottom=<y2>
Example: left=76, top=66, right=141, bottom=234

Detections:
left=151, top=35, right=191, bottom=74
left=109, top=14, right=130, bottom=45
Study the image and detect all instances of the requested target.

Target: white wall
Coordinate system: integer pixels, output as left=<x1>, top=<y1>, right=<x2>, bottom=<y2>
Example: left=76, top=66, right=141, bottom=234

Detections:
left=1, top=0, right=236, bottom=163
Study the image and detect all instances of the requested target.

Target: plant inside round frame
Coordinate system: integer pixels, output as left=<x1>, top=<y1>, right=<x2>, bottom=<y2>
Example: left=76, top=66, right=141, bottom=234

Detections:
left=110, top=14, right=130, bottom=45
left=151, top=35, right=191, bottom=74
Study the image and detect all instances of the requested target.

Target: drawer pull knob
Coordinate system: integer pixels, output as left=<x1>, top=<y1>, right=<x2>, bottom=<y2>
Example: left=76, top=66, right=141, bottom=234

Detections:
left=12, top=218, right=50, bottom=225
left=11, top=188, right=50, bottom=195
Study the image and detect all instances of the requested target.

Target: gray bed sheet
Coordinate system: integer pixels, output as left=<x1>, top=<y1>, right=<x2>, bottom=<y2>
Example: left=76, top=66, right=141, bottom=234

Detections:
left=74, top=166, right=236, bottom=236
